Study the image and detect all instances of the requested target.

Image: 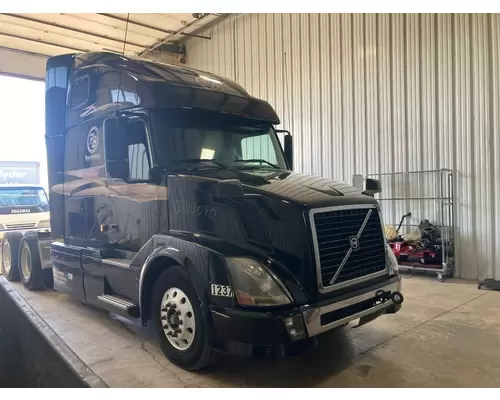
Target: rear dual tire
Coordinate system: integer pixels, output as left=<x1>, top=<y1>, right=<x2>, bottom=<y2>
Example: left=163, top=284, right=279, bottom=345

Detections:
left=18, top=236, right=46, bottom=290
left=1, top=232, right=52, bottom=290
left=1, top=231, right=23, bottom=281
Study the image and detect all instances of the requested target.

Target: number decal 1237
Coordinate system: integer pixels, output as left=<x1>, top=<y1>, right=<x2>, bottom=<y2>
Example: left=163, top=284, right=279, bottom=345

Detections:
left=210, top=284, right=233, bottom=297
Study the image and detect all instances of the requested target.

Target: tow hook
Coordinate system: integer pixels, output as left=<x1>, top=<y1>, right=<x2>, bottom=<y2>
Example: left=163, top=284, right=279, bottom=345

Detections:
left=354, top=289, right=404, bottom=329
left=391, top=291, right=404, bottom=304
left=375, top=290, right=404, bottom=305
left=375, top=289, right=391, bottom=302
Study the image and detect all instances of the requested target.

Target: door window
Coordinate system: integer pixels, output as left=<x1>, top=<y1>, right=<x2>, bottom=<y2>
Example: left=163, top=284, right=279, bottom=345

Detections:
left=104, top=118, right=151, bottom=182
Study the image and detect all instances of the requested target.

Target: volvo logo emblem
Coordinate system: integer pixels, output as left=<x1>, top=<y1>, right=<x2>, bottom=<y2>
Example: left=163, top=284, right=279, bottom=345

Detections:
left=350, top=236, right=360, bottom=250
left=87, top=126, right=99, bottom=154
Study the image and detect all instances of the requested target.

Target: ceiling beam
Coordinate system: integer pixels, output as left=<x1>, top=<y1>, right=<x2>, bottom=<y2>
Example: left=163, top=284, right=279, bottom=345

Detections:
left=137, top=14, right=216, bottom=57
left=179, top=13, right=239, bottom=42
left=99, top=13, right=211, bottom=48
left=0, top=45, right=51, bottom=58
left=99, top=13, right=176, bottom=35
left=0, top=46, right=47, bottom=81
left=0, top=32, right=87, bottom=52
left=0, top=71, right=45, bottom=82
left=2, top=13, right=148, bottom=50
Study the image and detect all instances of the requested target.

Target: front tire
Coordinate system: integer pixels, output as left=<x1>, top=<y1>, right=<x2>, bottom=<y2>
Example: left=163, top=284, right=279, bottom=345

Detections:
left=18, top=236, right=45, bottom=291
left=152, top=265, right=217, bottom=370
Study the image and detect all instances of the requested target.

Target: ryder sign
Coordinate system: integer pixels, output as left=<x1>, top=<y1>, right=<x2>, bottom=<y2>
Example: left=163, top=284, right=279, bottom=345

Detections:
left=0, top=161, right=40, bottom=185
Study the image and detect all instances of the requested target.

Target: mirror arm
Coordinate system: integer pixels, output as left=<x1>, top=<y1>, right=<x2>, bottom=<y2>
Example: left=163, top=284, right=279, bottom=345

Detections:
left=149, top=165, right=166, bottom=184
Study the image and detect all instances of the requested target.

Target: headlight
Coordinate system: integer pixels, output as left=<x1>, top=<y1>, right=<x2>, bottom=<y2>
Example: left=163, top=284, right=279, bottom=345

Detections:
left=387, top=243, right=399, bottom=273
left=38, top=220, right=50, bottom=228
left=226, top=257, right=292, bottom=306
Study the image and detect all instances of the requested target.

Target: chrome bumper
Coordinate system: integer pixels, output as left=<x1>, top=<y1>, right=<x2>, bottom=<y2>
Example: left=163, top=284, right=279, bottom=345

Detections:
left=302, top=278, right=402, bottom=337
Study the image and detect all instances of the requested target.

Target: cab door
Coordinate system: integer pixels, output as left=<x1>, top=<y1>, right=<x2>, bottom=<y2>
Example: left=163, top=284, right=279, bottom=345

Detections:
left=82, top=114, right=161, bottom=307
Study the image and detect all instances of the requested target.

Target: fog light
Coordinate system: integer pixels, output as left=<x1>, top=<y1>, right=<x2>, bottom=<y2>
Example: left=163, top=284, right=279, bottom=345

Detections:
left=283, top=314, right=307, bottom=341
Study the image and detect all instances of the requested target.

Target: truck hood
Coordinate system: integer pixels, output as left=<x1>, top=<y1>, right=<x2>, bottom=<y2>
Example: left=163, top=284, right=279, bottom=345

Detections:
left=176, top=168, right=376, bottom=209
left=168, top=169, right=380, bottom=299
left=55, top=166, right=376, bottom=209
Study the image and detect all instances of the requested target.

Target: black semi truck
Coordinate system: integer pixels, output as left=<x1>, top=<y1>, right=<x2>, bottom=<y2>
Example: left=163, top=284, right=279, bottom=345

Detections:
left=0, top=52, right=403, bottom=370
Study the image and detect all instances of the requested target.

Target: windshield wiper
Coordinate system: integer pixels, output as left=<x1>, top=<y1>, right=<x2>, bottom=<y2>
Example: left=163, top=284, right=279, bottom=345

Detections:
left=234, top=159, right=280, bottom=169
left=170, top=158, right=227, bottom=169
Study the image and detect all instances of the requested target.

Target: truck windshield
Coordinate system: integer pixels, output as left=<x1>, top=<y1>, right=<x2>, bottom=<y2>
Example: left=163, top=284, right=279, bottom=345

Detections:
left=0, top=187, right=49, bottom=208
left=151, top=109, right=288, bottom=171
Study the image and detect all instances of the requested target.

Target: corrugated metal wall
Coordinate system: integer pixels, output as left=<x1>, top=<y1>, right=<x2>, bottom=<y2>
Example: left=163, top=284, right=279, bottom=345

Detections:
left=186, top=13, right=500, bottom=281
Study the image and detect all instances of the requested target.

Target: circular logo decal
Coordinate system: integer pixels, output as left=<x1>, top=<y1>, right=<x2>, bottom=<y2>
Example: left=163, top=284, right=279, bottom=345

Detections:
left=87, top=126, right=99, bottom=154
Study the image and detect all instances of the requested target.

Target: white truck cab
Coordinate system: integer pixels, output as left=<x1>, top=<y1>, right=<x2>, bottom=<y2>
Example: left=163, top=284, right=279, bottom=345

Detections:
left=0, top=184, right=50, bottom=240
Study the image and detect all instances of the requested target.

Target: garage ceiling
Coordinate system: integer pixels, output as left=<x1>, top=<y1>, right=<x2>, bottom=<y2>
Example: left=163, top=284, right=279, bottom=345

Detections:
left=0, top=13, right=231, bottom=81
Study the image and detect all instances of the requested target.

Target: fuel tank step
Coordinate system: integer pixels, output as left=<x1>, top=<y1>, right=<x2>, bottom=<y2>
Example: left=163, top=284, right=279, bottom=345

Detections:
left=97, top=294, right=139, bottom=318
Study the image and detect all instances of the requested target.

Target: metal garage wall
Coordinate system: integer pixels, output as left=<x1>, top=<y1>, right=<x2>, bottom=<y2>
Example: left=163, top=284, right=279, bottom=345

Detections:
left=186, top=13, right=500, bottom=282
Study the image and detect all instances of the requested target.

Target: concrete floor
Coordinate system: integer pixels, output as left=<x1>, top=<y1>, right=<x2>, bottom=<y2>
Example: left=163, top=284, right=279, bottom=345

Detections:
left=10, top=275, right=500, bottom=388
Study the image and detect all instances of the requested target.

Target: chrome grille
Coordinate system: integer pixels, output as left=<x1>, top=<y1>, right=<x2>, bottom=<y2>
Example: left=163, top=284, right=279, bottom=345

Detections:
left=311, top=206, right=387, bottom=291
left=4, top=222, right=37, bottom=230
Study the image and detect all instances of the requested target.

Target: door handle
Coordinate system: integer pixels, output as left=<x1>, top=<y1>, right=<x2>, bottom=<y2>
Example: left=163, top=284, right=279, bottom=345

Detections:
left=100, top=224, right=119, bottom=232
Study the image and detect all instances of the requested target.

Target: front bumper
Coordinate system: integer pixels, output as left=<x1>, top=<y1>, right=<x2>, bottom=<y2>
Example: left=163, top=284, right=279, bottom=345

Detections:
left=210, top=275, right=402, bottom=347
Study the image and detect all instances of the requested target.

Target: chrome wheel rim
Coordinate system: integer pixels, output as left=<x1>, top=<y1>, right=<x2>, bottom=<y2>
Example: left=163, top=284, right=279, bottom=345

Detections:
left=160, top=287, right=196, bottom=351
left=2, top=241, right=11, bottom=275
left=20, top=245, right=32, bottom=281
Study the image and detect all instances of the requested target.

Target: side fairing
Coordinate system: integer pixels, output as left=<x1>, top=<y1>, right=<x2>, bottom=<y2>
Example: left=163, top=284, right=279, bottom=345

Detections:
left=45, top=54, right=74, bottom=238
